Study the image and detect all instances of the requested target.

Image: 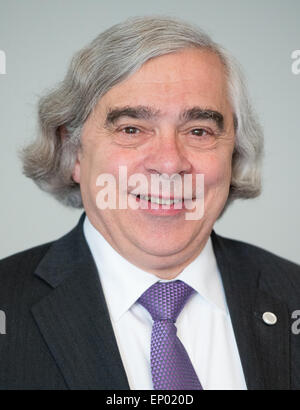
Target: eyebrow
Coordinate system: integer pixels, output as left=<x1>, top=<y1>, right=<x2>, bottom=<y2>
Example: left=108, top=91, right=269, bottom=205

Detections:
left=180, top=107, right=224, bottom=132
left=105, top=105, right=224, bottom=132
left=105, top=106, right=160, bottom=127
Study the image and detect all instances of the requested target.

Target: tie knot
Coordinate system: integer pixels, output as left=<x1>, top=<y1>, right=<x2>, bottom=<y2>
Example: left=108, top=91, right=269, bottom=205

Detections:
left=138, top=280, right=195, bottom=322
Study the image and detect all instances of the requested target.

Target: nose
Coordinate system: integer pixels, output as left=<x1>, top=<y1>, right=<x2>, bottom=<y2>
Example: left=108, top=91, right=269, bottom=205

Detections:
left=144, top=131, right=192, bottom=177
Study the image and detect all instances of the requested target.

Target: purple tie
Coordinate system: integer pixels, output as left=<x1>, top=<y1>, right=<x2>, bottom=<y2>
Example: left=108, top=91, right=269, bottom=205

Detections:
left=138, top=280, right=203, bottom=390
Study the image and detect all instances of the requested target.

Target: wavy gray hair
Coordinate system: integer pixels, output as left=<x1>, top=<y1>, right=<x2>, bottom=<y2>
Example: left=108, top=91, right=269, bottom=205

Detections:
left=20, top=16, right=264, bottom=212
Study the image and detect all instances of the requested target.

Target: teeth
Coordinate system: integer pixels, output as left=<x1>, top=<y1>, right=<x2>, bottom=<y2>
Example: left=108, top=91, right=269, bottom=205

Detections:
left=139, top=195, right=182, bottom=205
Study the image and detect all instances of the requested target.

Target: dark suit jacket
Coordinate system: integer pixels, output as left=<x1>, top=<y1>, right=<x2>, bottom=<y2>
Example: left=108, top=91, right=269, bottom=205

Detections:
left=0, top=212, right=300, bottom=390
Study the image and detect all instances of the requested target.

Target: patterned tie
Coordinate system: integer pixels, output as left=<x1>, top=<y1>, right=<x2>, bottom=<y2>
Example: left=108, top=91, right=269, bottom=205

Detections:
left=138, top=280, right=203, bottom=390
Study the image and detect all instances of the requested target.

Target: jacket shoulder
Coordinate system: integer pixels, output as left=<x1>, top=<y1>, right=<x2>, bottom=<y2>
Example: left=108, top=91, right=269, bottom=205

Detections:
left=0, top=242, right=53, bottom=275
left=213, top=231, right=300, bottom=295
left=217, top=235, right=300, bottom=273
left=0, top=242, right=54, bottom=302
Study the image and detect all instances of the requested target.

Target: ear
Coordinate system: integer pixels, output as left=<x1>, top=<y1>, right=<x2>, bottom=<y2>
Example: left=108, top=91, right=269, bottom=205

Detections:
left=72, top=159, right=81, bottom=184
left=58, top=125, right=81, bottom=184
left=59, top=124, right=68, bottom=142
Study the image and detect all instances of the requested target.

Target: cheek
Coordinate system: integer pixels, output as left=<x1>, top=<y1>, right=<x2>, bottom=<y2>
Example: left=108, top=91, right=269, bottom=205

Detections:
left=196, top=153, right=232, bottom=189
left=82, top=143, right=117, bottom=178
left=83, top=147, right=140, bottom=199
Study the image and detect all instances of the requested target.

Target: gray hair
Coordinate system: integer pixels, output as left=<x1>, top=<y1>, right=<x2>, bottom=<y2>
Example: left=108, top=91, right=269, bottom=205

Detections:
left=20, top=15, right=264, bottom=212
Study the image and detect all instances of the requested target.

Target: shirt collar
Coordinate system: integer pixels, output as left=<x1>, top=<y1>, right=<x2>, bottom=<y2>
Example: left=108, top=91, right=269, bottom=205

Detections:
left=83, top=215, right=228, bottom=322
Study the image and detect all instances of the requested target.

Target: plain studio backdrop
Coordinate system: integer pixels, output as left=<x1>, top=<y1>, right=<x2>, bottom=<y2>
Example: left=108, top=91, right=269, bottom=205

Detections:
left=0, top=0, right=299, bottom=263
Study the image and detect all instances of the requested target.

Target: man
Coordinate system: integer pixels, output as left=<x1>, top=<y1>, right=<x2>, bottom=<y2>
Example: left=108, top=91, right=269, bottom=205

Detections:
left=0, top=16, right=299, bottom=390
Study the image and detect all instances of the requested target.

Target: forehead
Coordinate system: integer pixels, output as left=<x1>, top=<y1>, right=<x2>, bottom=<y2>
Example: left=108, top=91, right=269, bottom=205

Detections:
left=98, top=48, right=229, bottom=114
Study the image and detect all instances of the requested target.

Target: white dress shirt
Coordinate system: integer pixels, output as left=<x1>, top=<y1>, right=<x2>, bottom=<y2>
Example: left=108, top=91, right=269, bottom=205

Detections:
left=83, top=216, right=247, bottom=390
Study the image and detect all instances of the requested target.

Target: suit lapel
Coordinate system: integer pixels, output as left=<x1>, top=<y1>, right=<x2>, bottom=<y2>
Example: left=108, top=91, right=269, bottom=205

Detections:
left=31, top=213, right=129, bottom=390
left=211, top=231, right=290, bottom=390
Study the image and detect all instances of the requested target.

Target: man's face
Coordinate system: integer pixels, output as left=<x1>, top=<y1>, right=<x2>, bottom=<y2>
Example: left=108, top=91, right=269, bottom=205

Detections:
left=72, top=48, right=235, bottom=276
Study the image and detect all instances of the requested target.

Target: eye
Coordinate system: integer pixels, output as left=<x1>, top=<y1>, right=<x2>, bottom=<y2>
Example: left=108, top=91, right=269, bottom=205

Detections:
left=191, top=128, right=210, bottom=137
left=122, top=126, right=140, bottom=135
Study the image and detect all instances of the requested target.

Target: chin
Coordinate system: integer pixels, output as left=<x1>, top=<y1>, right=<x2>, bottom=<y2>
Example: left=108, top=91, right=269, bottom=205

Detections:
left=134, top=236, right=193, bottom=258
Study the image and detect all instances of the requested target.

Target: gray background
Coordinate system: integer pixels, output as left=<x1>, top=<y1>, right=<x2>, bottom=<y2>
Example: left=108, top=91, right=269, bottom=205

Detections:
left=0, top=0, right=299, bottom=263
